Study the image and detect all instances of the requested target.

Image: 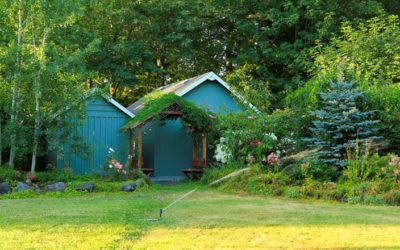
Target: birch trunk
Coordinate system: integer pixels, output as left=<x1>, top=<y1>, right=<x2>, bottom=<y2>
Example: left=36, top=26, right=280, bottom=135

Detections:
left=30, top=23, right=46, bottom=173
left=30, top=95, right=40, bottom=173
left=9, top=0, right=23, bottom=167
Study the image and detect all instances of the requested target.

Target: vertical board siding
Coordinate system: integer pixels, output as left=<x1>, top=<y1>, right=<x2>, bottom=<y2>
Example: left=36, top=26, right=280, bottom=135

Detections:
left=57, top=99, right=130, bottom=174
left=184, top=80, right=244, bottom=113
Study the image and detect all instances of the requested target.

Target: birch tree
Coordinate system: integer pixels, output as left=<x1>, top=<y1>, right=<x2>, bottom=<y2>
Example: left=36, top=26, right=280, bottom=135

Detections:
left=8, top=0, right=25, bottom=167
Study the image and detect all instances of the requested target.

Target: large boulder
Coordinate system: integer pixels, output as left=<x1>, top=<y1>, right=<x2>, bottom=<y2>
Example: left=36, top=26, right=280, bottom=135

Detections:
left=76, top=182, right=94, bottom=192
left=120, top=183, right=136, bottom=192
left=46, top=182, right=67, bottom=192
left=0, top=182, right=11, bottom=194
left=16, top=182, right=33, bottom=192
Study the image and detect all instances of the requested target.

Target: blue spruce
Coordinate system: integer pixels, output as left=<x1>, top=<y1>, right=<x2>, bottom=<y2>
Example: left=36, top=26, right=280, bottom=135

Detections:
left=307, top=80, right=379, bottom=170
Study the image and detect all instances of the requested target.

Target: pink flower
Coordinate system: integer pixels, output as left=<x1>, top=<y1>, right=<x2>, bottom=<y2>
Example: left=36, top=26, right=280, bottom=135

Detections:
left=389, top=156, right=400, bottom=166
left=267, top=152, right=280, bottom=165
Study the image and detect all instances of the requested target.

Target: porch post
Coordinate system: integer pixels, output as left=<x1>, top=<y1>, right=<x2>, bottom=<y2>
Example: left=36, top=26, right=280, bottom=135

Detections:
left=202, top=133, right=207, bottom=165
left=137, top=124, right=143, bottom=171
left=192, top=141, right=197, bottom=160
left=130, top=128, right=135, bottom=172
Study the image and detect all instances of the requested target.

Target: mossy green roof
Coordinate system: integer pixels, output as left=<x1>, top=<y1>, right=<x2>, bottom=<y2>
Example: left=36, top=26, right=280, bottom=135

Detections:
left=123, top=93, right=208, bottom=129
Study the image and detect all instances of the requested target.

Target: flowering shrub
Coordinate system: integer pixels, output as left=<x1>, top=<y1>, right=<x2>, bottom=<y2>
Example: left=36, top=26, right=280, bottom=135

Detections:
left=345, top=142, right=400, bottom=185
left=214, top=112, right=295, bottom=167
left=106, top=147, right=129, bottom=180
left=26, top=172, right=37, bottom=184
left=214, top=137, right=231, bottom=164
left=266, top=152, right=280, bottom=165
left=388, top=155, right=400, bottom=184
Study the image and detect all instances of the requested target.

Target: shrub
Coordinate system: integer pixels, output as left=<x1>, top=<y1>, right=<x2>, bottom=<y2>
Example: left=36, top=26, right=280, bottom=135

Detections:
left=284, top=187, right=301, bottom=199
left=301, top=178, right=324, bottom=198
left=35, top=168, right=74, bottom=183
left=215, top=111, right=298, bottom=166
left=383, top=190, right=400, bottom=206
left=344, top=144, right=391, bottom=182
left=105, top=147, right=130, bottom=181
left=351, top=181, right=370, bottom=198
left=286, top=163, right=305, bottom=185
left=363, top=195, right=386, bottom=206
left=201, top=163, right=241, bottom=185
left=0, top=165, right=23, bottom=183
left=321, top=182, right=346, bottom=201
left=300, top=161, right=336, bottom=182
left=347, top=195, right=362, bottom=204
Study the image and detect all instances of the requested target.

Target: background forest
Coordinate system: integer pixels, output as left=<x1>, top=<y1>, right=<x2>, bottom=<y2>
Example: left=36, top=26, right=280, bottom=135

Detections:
left=0, top=0, right=399, bottom=176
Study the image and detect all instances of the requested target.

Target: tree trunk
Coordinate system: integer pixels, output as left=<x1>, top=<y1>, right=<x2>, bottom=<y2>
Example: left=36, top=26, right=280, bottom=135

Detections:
left=30, top=23, right=46, bottom=173
left=30, top=95, right=40, bottom=173
left=9, top=0, right=23, bottom=167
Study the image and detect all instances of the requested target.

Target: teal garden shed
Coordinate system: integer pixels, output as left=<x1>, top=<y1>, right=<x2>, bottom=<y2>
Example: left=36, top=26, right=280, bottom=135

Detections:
left=58, top=72, right=250, bottom=176
left=56, top=96, right=134, bottom=174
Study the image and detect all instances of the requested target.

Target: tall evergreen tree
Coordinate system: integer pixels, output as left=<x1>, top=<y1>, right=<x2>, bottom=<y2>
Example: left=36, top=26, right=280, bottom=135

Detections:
left=307, top=80, right=379, bottom=169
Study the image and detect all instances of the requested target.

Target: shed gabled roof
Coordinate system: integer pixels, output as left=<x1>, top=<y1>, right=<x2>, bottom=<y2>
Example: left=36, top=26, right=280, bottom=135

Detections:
left=127, top=72, right=259, bottom=115
left=102, top=95, right=135, bottom=118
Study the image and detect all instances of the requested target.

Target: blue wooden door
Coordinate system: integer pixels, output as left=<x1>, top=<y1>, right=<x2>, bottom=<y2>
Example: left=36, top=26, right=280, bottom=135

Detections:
left=154, top=119, right=193, bottom=176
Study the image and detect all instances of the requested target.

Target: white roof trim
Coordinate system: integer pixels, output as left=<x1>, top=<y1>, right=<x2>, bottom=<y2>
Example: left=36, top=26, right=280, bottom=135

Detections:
left=103, top=95, right=135, bottom=118
left=177, top=72, right=260, bottom=113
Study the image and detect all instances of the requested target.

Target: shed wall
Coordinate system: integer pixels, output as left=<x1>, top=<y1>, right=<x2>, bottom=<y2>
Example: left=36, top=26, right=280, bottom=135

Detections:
left=57, top=98, right=130, bottom=174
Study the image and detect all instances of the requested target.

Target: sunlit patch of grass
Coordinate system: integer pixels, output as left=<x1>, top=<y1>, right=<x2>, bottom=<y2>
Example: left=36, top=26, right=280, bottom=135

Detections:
left=1, top=184, right=400, bottom=249
left=0, top=225, right=131, bottom=249
left=134, top=225, right=400, bottom=249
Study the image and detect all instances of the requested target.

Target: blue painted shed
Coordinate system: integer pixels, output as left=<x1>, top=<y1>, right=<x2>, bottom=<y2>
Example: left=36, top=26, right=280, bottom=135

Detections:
left=127, top=72, right=247, bottom=177
left=56, top=96, right=134, bottom=174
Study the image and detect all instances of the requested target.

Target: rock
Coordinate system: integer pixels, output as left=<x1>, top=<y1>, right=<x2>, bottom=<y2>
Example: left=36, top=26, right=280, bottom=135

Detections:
left=76, top=184, right=83, bottom=191
left=0, top=182, right=11, bottom=194
left=135, top=179, right=145, bottom=188
left=120, top=183, right=136, bottom=192
left=76, top=182, right=94, bottom=192
left=46, top=182, right=67, bottom=192
left=16, top=182, right=33, bottom=192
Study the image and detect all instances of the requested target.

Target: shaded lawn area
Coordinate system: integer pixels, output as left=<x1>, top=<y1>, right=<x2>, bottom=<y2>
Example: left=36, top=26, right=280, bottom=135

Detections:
left=1, top=183, right=400, bottom=249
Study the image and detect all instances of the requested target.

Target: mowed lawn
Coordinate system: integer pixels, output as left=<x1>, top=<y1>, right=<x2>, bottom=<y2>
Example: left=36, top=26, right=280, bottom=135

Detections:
left=1, top=184, right=400, bottom=249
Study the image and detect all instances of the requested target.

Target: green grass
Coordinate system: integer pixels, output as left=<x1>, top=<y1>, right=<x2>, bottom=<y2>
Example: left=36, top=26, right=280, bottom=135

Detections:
left=1, top=183, right=400, bottom=249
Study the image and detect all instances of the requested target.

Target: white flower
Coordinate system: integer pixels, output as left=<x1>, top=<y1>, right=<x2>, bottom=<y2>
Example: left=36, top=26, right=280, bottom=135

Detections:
left=265, top=132, right=278, bottom=141
left=214, top=138, right=231, bottom=164
left=109, top=165, right=113, bottom=169
left=108, top=147, right=115, bottom=153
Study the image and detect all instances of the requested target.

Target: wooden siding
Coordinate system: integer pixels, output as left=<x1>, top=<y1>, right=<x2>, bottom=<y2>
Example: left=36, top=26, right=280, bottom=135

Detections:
left=57, top=98, right=130, bottom=174
left=184, top=80, right=244, bottom=113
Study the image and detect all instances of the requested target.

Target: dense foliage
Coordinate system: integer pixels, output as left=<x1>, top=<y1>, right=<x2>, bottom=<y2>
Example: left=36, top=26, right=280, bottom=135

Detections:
left=0, top=0, right=399, bottom=206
